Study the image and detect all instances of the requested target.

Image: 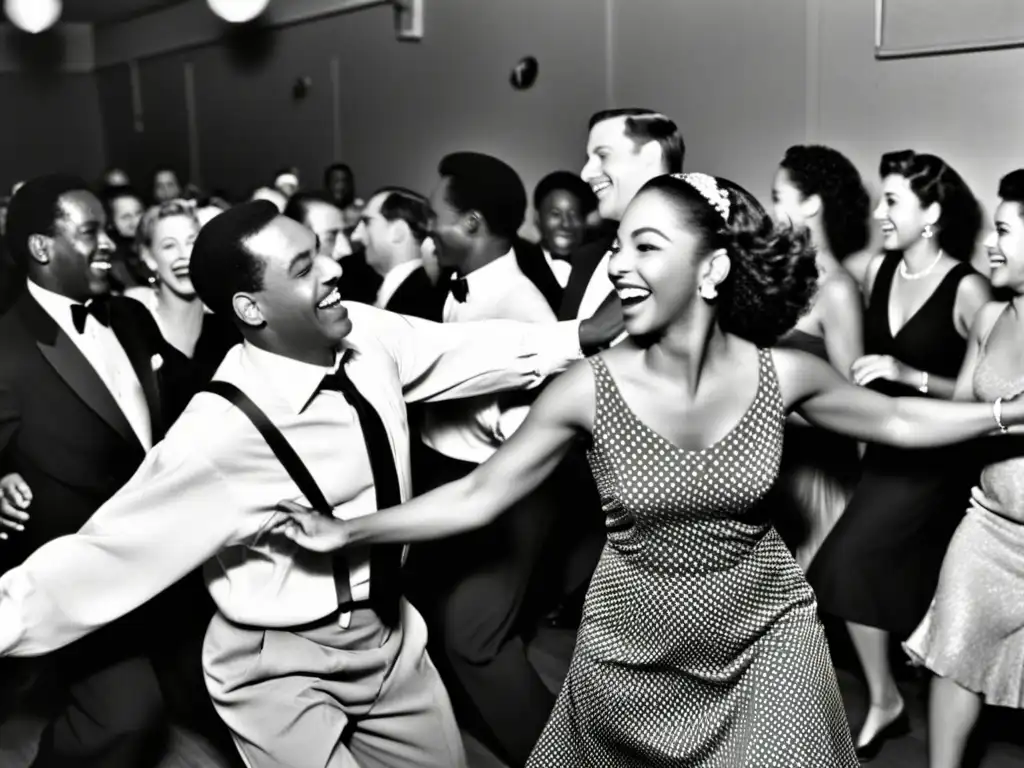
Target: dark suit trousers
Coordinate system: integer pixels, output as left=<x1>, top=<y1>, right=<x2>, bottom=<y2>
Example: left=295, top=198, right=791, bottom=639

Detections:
left=406, top=446, right=557, bottom=768
left=21, top=612, right=169, bottom=768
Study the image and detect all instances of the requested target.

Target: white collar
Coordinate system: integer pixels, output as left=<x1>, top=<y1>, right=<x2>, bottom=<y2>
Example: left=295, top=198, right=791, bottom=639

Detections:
left=239, top=341, right=345, bottom=414
left=376, top=258, right=423, bottom=308
left=26, top=278, right=86, bottom=315
left=460, top=248, right=517, bottom=292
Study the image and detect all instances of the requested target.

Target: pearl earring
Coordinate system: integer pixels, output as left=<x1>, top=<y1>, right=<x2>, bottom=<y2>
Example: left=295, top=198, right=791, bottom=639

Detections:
left=698, top=280, right=718, bottom=301
left=922, top=223, right=934, bottom=240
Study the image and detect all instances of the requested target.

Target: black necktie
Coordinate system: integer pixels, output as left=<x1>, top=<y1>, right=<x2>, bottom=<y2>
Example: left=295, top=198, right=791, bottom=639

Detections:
left=320, top=354, right=403, bottom=625
left=450, top=275, right=469, bottom=303
left=70, top=298, right=111, bottom=334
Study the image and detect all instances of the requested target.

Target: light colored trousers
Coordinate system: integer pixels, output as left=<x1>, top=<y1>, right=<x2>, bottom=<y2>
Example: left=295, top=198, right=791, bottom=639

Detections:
left=202, top=599, right=467, bottom=768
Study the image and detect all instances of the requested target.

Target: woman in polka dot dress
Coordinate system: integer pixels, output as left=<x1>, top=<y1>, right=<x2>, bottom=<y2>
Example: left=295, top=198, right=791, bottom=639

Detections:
left=276, top=173, right=1024, bottom=767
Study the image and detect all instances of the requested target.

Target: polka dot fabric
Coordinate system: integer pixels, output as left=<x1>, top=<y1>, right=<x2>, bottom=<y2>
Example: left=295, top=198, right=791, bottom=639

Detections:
left=527, top=350, right=857, bottom=767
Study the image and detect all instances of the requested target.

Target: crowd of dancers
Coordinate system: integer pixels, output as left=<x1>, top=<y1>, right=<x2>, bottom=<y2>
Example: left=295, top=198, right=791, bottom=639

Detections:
left=0, top=105, right=1023, bottom=768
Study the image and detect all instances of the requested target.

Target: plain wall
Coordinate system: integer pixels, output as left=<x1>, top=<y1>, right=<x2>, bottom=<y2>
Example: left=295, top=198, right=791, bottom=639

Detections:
left=0, top=26, right=105, bottom=193
left=91, top=0, right=1024, bottom=224
left=97, top=0, right=608, bottom=206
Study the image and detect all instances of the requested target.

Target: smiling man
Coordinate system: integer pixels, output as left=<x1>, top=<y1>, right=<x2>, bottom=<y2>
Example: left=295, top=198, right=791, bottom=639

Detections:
left=0, top=175, right=168, bottom=767
left=0, top=201, right=622, bottom=768
left=559, top=108, right=684, bottom=324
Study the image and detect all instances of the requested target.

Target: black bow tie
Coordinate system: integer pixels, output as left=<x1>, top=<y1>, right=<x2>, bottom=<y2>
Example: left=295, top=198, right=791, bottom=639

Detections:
left=549, top=251, right=573, bottom=263
left=450, top=275, right=469, bottom=303
left=70, top=298, right=111, bottom=334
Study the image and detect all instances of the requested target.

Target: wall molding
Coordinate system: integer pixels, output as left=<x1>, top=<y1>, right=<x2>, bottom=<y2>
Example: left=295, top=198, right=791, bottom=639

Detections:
left=94, top=0, right=394, bottom=70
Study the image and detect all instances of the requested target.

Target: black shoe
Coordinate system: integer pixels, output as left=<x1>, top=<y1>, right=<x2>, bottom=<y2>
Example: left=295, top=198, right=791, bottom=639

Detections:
left=855, top=710, right=910, bottom=763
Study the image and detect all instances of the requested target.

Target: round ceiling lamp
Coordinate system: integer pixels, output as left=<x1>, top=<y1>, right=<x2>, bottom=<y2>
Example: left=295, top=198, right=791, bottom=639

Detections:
left=207, top=0, right=272, bottom=24
left=4, top=0, right=62, bottom=34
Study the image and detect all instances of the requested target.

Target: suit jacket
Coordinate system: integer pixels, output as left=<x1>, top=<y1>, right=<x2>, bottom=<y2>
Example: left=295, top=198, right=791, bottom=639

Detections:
left=0, top=292, right=164, bottom=568
left=384, top=265, right=446, bottom=322
left=557, top=234, right=616, bottom=321
left=513, top=237, right=563, bottom=314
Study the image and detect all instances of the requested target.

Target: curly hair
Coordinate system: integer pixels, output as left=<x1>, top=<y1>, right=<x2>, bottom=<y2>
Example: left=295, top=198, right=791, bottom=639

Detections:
left=879, top=150, right=981, bottom=262
left=641, top=174, right=818, bottom=347
left=780, top=145, right=870, bottom=259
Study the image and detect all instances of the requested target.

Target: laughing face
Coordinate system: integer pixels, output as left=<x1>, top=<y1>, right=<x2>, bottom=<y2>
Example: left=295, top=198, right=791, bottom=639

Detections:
left=141, top=213, right=199, bottom=299
left=873, top=174, right=936, bottom=252
left=582, top=116, right=663, bottom=222
left=608, top=189, right=710, bottom=338
left=985, top=200, right=1024, bottom=291
left=46, top=190, right=116, bottom=301
left=537, top=188, right=585, bottom=257
left=243, top=216, right=352, bottom=362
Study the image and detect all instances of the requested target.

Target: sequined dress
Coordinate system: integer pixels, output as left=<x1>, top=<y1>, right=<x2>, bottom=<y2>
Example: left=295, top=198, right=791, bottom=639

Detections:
left=904, top=313, right=1024, bottom=707
left=527, top=351, right=857, bottom=767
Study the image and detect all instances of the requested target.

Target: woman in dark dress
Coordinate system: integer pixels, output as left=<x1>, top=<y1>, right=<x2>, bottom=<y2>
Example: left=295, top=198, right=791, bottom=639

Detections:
left=808, top=150, right=990, bottom=760
left=127, top=199, right=239, bottom=423
left=768, top=145, right=869, bottom=569
left=270, top=173, right=1024, bottom=767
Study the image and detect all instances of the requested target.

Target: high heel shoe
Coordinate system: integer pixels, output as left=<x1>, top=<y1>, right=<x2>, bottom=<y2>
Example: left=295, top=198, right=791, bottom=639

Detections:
left=854, top=709, right=910, bottom=763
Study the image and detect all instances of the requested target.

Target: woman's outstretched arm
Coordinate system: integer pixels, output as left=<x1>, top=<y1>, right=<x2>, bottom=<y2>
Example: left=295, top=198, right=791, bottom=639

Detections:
left=275, top=359, right=595, bottom=552
left=774, top=346, right=1024, bottom=448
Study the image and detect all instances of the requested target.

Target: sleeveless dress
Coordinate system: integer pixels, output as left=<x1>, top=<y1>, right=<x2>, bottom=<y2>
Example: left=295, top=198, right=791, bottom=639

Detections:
left=768, top=330, right=860, bottom=569
left=527, top=351, right=857, bottom=767
left=904, top=308, right=1024, bottom=707
left=808, top=254, right=979, bottom=638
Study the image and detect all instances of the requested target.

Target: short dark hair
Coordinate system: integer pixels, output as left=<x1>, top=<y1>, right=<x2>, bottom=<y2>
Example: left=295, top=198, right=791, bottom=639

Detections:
left=372, top=186, right=431, bottom=244
left=780, top=145, right=870, bottom=259
left=100, top=184, right=144, bottom=222
left=641, top=173, right=818, bottom=347
left=190, top=200, right=276, bottom=319
left=589, top=108, right=685, bottom=174
left=879, top=150, right=982, bottom=262
left=4, top=174, right=91, bottom=271
left=997, top=169, right=1024, bottom=209
left=437, top=152, right=526, bottom=240
left=323, top=162, right=353, bottom=187
left=532, top=171, right=597, bottom=215
left=282, top=191, right=335, bottom=227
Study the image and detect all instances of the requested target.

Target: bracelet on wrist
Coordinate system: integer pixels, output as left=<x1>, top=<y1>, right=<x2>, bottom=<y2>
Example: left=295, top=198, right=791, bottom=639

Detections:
left=993, top=396, right=1010, bottom=434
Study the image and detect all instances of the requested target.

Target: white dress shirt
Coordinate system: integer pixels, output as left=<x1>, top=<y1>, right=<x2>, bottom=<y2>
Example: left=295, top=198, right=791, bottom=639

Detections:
left=26, top=280, right=152, bottom=451
left=542, top=248, right=572, bottom=289
left=421, top=251, right=557, bottom=465
left=374, top=258, right=423, bottom=309
left=0, top=302, right=582, bottom=656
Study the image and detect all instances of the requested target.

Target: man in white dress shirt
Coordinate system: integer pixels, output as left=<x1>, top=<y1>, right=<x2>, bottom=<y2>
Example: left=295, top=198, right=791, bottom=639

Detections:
left=0, top=201, right=622, bottom=768
left=407, top=152, right=570, bottom=766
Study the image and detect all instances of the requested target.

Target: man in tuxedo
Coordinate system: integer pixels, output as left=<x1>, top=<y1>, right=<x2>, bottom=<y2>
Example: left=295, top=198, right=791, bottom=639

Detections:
left=0, top=175, right=167, bottom=767
left=532, top=171, right=597, bottom=290
left=352, top=187, right=444, bottom=321
left=0, top=201, right=622, bottom=768
left=559, top=108, right=685, bottom=323
left=408, top=152, right=573, bottom=766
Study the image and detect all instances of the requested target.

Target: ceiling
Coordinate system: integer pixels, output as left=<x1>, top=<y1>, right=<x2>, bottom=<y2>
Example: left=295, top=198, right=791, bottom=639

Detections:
left=60, top=0, right=189, bottom=25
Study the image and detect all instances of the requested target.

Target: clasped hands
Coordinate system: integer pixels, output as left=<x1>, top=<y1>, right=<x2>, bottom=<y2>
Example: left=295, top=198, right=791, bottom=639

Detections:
left=0, top=473, right=31, bottom=541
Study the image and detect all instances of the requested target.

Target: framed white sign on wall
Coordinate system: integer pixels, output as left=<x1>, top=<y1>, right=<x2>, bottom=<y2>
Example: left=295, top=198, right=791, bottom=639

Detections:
left=875, top=0, right=1024, bottom=58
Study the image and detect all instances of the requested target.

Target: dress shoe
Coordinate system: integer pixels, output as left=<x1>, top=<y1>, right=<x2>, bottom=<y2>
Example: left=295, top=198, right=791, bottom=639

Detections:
left=855, top=709, right=910, bottom=763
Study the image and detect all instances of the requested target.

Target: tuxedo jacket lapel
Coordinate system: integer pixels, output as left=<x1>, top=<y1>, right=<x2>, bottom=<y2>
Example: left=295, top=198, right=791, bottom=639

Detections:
left=20, top=295, right=140, bottom=448
left=558, top=235, right=614, bottom=320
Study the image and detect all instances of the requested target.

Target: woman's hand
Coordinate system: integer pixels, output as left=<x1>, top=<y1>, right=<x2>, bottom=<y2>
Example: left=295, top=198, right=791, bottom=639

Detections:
left=272, top=500, right=349, bottom=553
left=0, top=473, right=32, bottom=541
left=850, top=354, right=906, bottom=388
